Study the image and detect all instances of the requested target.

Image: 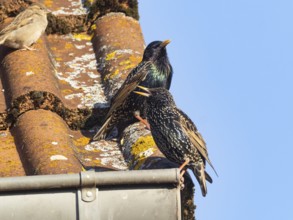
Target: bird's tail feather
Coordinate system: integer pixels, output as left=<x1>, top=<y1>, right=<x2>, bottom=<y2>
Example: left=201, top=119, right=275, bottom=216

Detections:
left=205, top=171, right=213, bottom=183
left=92, top=116, right=112, bottom=141
left=193, top=164, right=208, bottom=197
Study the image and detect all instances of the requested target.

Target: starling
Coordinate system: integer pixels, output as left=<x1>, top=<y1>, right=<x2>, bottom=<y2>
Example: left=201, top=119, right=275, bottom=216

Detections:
left=0, top=3, right=49, bottom=50
left=134, top=86, right=217, bottom=197
left=92, top=40, right=173, bottom=141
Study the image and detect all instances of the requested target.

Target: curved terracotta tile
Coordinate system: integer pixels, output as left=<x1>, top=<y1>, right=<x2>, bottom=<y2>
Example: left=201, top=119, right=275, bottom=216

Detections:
left=0, top=50, right=25, bottom=176
left=13, top=110, right=82, bottom=175
left=0, top=130, right=25, bottom=177
left=0, top=36, right=61, bottom=103
left=0, top=0, right=30, bottom=22
left=88, top=1, right=139, bottom=21
left=46, top=33, right=107, bottom=110
left=0, top=2, right=195, bottom=218
left=80, top=13, right=145, bottom=170
left=0, top=80, right=7, bottom=129
left=92, top=12, right=144, bottom=97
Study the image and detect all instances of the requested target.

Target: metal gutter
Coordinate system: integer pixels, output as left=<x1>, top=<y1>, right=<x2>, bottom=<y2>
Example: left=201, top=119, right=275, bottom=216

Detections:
left=0, top=168, right=179, bottom=191
left=0, top=169, right=181, bottom=220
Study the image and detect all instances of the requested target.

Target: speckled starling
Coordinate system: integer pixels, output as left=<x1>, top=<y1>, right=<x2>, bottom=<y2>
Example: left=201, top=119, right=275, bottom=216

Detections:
left=134, top=86, right=217, bottom=197
left=92, top=40, right=173, bottom=141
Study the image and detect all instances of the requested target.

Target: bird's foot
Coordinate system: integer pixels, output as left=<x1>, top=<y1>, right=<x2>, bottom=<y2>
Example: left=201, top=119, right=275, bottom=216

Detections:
left=178, top=160, right=190, bottom=190
left=22, top=45, right=36, bottom=51
left=179, top=173, right=185, bottom=190
left=180, top=169, right=186, bottom=178
left=179, top=168, right=187, bottom=190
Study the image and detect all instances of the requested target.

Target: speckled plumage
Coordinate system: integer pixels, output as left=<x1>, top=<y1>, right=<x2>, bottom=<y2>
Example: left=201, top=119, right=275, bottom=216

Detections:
left=134, top=87, right=216, bottom=197
left=92, top=40, right=173, bottom=141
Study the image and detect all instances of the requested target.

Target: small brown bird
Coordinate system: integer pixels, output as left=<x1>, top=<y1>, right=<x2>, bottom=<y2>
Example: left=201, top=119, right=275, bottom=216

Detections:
left=0, top=3, right=49, bottom=50
left=134, top=86, right=217, bottom=196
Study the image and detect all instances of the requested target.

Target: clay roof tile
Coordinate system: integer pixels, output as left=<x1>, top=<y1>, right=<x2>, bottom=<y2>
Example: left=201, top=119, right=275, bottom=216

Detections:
left=0, top=1, right=195, bottom=219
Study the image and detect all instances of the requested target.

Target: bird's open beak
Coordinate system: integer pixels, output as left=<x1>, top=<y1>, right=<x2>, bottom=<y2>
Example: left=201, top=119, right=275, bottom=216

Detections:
left=160, top=40, right=171, bottom=47
left=133, top=86, right=151, bottom=97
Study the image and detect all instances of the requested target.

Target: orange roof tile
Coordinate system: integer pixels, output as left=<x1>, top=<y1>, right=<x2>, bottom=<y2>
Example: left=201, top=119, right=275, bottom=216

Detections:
left=0, top=1, right=195, bottom=219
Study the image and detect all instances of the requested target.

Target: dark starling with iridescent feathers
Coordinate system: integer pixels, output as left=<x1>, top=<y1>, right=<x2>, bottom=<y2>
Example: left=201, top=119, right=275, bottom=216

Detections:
left=134, top=86, right=217, bottom=197
left=92, top=40, right=173, bottom=141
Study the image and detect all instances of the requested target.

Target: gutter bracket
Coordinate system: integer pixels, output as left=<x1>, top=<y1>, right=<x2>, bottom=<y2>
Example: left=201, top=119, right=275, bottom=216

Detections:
left=80, top=171, right=97, bottom=202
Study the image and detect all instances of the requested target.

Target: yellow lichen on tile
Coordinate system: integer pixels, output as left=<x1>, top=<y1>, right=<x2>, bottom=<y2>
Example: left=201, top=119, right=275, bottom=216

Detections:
left=92, top=159, right=102, bottom=166
left=105, top=51, right=117, bottom=61
left=131, top=135, right=156, bottom=156
left=36, top=38, right=44, bottom=44
left=65, top=42, right=73, bottom=49
left=119, top=60, right=131, bottom=66
left=91, top=24, right=97, bottom=31
left=73, top=137, right=91, bottom=147
left=123, top=63, right=136, bottom=70
left=132, top=158, right=147, bottom=170
left=73, top=33, right=93, bottom=41
left=61, top=89, right=74, bottom=95
left=44, top=0, right=53, bottom=7
left=105, top=69, right=120, bottom=80
left=59, top=79, right=69, bottom=85
left=80, top=156, right=102, bottom=167
left=119, top=55, right=141, bottom=70
left=129, top=55, right=141, bottom=64
left=130, top=135, right=156, bottom=169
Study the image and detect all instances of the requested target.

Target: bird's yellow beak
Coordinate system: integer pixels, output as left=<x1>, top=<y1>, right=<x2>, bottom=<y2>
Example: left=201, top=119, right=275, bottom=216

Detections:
left=137, top=85, right=150, bottom=91
left=160, top=39, right=171, bottom=47
left=133, top=86, right=151, bottom=97
left=133, top=91, right=150, bottom=97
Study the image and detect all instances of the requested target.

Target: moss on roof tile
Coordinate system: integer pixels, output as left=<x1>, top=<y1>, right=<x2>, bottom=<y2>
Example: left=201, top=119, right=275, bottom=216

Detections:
left=88, top=0, right=139, bottom=23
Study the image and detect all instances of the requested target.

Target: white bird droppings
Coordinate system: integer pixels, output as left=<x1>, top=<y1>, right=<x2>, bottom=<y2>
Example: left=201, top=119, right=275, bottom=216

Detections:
left=26, top=71, right=34, bottom=76
left=50, top=155, right=68, bottom=161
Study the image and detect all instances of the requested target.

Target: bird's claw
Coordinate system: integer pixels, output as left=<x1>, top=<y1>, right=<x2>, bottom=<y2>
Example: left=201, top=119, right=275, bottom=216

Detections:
left=180, top=175, right=185, bottom=190
left=22, top=45, right=37, bottom=51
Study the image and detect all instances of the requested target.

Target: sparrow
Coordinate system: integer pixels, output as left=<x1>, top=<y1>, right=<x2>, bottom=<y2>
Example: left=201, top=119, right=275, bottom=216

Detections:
left=0, top=3, right=49, bottom=50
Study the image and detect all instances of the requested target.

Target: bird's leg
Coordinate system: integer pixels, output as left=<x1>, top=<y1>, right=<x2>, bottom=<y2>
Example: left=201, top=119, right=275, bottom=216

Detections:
left=136, top=116, right=150, bottom=129
left=180, top=168, right=187, bottom=178
left=179, top=168, right=187, bottom=189
left=179, top=168, right=188, bottom=190
left=179, top=158, right=190, bottom=171
left=133, top=111, right=150, bottom=130
left=178, top=158, right=190, bottom=189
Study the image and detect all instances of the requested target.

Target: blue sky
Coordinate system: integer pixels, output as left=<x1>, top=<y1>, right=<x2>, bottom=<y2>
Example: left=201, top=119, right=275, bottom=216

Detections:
left=139, top=1, right=293, bottom=219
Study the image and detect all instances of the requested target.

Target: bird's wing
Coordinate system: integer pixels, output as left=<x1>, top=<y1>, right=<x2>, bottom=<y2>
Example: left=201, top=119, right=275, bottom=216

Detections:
left=0, top=9, right=35, bottom=35
left=175, top=108, right=218, bottom=175
left=105, top=61, right=151, bottom=118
